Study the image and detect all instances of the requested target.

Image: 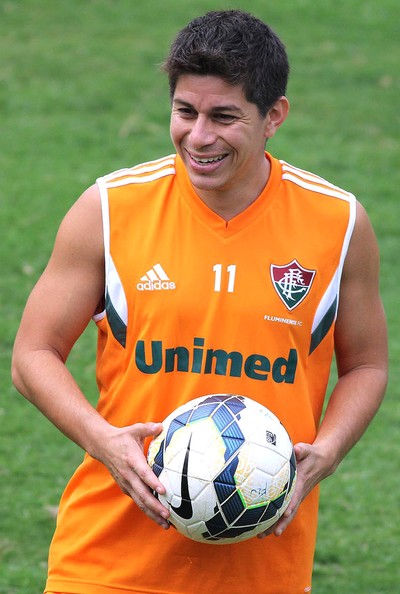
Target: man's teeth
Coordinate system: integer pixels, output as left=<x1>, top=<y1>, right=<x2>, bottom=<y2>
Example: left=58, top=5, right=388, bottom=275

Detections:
left=193, top=155, right=225, bottom=164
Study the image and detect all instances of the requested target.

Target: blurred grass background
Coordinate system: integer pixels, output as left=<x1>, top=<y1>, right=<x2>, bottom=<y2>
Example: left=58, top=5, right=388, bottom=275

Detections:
left=1, top=0, right=399, bottom=592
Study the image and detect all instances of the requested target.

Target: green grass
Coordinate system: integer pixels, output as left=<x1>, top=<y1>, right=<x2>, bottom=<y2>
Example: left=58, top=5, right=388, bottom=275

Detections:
left=1, top=0, right=399, bottom=592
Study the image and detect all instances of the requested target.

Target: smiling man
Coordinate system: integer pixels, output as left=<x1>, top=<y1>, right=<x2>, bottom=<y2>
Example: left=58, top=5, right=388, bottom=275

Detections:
left=12, top=10, right=387, bottom=594
left=170, top=74, right=288, bottom=219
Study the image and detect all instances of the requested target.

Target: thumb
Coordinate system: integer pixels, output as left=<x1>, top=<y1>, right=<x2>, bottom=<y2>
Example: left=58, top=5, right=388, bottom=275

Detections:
left=133, top=422, right=164, bottom=445
left=144, top=423, right=163, bottom=435
left=293, top=442, right=311, bottom=463
left=142, top=422, right=164, bottom=437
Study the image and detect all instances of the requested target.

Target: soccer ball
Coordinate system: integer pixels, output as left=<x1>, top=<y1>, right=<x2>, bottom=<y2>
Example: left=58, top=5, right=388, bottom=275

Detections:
left=147, top=393, right=296, bottom=544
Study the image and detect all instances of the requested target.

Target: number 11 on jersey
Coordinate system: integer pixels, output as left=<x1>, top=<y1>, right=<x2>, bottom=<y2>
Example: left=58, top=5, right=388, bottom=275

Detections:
left=213, top=264, right=237, bottom=293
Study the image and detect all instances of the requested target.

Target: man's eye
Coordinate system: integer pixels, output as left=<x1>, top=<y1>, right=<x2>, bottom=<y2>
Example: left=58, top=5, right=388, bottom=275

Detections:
left=178, top=108, right=196, bottom=117
left=215, top=113, right=236, bottom=123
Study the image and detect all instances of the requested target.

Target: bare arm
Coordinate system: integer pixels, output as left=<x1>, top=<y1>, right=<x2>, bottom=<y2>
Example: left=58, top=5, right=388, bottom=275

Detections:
left=12, top=185, right=169, bottom=528
left=12, top=185, right=107, bottom=449
left=310, top=201, right=387, bottom=469
left=261, top=201, right=388, bottom=538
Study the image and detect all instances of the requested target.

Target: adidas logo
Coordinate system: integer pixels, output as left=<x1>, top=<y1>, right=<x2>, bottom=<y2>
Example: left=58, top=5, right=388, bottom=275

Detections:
left=137, top=263, right=176, bottom=291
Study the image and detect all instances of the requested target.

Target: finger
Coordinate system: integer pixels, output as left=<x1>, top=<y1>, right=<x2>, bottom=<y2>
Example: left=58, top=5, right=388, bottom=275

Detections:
left=124, top=452, right=170, bottom=520
left=129, top=446, right=167, bottom=495
left=257, top=526, right=275, bottom=539
left=257, top=507, right=293, bottom=539
left=258, top=493, right=300, bottom=539
left=273, top=508, right=294, bottom=536
left=140, top=463, right=167, bottom=496
left=113, top=469, right=170, bottom=528
left=129, top=477, right=170, bottom=529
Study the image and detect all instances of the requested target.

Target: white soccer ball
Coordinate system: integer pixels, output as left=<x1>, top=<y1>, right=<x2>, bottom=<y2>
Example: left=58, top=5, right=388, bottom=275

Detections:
left=147, top=394, right=296, bottom=544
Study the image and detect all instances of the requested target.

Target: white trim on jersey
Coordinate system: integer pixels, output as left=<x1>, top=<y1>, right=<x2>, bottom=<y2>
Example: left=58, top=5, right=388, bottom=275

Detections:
left=101, top=155, right=176, bottom=188
left=94, top=156, right=178, bottom=322
left=107, top=255, right=128, bottom=326
left=101, top=155, right=176, bottom=182
left=311, top=266, right=341, bottom=334
left=93, top=177, right=111, bottom=322
left=281, top=160, right=359, bottom=334
left=280, top=161, right=355, bottom=202
left=105, top=168, right=176, bottom=188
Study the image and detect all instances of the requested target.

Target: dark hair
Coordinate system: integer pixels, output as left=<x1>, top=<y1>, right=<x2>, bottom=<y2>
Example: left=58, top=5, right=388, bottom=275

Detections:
left=163, top=10, right=289, bottom=117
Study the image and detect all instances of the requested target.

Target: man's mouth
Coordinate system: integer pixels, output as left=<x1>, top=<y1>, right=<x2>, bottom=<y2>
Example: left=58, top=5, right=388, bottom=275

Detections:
left=189, top=153, right=227, bottom=166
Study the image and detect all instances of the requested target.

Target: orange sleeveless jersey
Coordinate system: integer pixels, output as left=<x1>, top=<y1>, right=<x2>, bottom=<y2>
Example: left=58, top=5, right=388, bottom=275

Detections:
left=45, top=153, right=356, bottom=594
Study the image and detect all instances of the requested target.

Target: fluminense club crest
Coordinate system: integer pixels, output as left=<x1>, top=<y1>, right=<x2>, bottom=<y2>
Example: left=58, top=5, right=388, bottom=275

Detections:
left=270, top=260, right=316, bottom=311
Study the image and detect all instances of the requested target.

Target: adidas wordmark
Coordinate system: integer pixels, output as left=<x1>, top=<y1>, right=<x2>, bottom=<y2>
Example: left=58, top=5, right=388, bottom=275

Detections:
left=137, top=264, right=176, bottom=291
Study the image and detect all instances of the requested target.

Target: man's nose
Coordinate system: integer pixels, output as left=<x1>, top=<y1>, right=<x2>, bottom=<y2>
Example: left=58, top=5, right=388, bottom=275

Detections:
left=189, top=116, right=217, bottom=147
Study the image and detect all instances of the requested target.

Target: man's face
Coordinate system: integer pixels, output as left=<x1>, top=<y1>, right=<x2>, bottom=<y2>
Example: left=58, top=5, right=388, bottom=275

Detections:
left=170, top=74, right=272, bottom=202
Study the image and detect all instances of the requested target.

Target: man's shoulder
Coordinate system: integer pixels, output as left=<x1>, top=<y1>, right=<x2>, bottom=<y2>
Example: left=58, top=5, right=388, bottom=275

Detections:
left=96, top=154, right=177, bottom=189
left=277, top=158, right=356, bottom=204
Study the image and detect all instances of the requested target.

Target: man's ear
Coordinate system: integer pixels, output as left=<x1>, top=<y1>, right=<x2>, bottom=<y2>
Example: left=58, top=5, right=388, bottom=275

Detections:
left=263, top=96, right=290, bottom=139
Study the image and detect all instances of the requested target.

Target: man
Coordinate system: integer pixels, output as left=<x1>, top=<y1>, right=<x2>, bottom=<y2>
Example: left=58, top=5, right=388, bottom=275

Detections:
left=12, top=10, right=387, bottom=594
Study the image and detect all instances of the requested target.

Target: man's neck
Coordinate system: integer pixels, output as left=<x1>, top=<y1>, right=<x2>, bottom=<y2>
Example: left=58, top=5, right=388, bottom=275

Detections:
left=194, top=158, right=271, bottom=221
